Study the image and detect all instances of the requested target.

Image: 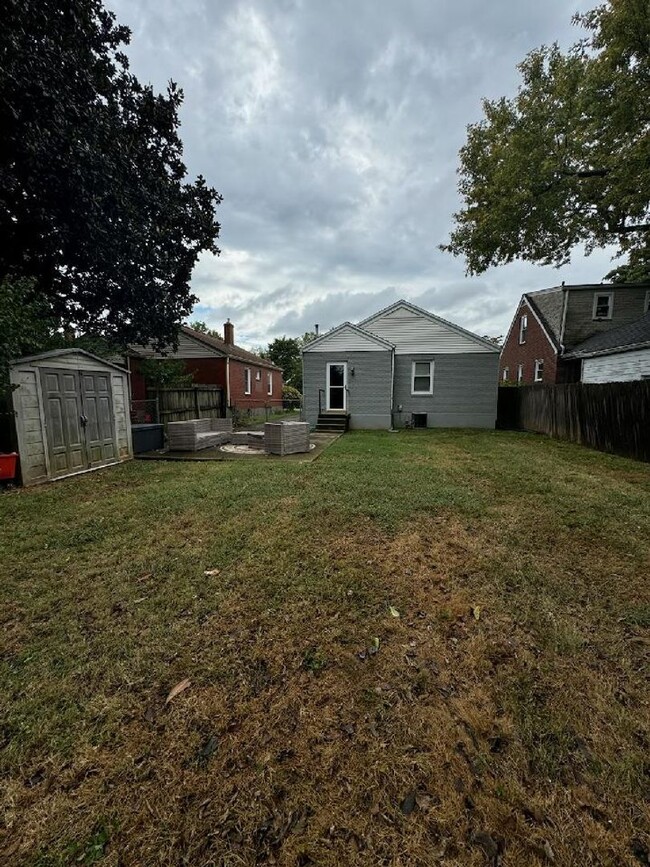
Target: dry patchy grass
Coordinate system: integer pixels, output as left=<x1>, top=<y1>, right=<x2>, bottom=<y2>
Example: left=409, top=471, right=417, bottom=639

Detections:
left=0, top=430, right=649, bottom=865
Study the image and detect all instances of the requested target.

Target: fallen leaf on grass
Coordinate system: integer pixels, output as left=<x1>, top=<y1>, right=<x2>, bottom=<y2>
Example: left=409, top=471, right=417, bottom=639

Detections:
left=389, top=606, right=400, bottom=618
left=165, top=678, right=191, bottom=705
left=472, top=605, right=481, bottom=621
left=204, top=568, right=220, bottom=577
left=369, top=637, right=381, bottom=655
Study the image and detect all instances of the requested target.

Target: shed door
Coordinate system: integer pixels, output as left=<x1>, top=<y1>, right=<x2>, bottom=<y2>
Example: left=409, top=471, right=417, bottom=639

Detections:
left=40, top=369, right=87, bottom=477
left=40, top=367, right=119, bottom=478
left=81, top=372, right=117, bottom=466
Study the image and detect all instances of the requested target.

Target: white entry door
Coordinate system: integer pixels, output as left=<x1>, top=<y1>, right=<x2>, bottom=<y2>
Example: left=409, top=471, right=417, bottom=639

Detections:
left=326, top=362, right=347, bottom=411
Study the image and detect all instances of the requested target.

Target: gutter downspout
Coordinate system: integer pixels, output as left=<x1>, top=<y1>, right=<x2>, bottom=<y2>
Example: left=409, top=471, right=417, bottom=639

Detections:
left=226, top=356, right=231, bottom=412
left=559, top=287, right=569, bottom=353
left=389, top=348, right=395, bottom=430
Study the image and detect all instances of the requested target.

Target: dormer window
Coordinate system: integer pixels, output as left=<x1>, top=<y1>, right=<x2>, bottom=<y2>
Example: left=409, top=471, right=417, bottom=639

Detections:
left=518, top=314, right=528, bottom=344
left=593, top=292, right=613, bottom=320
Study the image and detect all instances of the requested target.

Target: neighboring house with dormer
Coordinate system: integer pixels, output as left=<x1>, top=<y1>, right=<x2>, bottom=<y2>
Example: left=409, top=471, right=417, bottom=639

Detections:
left=302, top=299, right=500, bottom=431
left=128, top=321, right=283, bottom=414
left=499, top=283, right=650, bottom=385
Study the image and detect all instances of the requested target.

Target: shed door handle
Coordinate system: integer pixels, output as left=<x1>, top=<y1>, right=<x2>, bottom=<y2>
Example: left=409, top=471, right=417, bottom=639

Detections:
left=80, top=414, right=88, bottom=427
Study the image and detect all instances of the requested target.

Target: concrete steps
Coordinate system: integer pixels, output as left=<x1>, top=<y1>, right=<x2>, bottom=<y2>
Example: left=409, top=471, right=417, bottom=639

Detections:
left=314, top=412, right=349, bottom=433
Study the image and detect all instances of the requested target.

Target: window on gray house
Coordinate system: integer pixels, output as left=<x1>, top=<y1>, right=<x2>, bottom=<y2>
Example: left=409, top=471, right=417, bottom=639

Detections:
left=593, top=292, right=613, bottom=320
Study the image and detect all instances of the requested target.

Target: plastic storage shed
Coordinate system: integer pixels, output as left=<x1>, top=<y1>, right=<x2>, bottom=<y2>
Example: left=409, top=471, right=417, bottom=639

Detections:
left=9, top=349, right=132, bottom=486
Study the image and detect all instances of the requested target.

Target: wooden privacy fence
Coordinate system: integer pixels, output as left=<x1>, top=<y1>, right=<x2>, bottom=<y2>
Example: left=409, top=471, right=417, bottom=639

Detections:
left=497, top=382, right=650, bottom=462
left=146, top=385, right=225, bottom=426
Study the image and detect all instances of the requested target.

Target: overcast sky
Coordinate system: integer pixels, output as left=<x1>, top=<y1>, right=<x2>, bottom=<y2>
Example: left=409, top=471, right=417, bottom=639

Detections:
left=110, top=0, right=613, bottom=349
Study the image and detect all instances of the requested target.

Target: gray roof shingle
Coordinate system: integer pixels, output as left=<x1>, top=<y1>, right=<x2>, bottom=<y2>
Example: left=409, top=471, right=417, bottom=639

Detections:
left=564, top=312, right=650, bottom=358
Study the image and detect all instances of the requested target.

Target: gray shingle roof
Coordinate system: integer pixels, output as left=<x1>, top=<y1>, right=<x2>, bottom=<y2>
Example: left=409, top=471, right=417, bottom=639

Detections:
left=180, top=326, right=282, bottom=370
left=564, top=312, right=650, bottom=358
left=525, top=288, right=564, bottom=348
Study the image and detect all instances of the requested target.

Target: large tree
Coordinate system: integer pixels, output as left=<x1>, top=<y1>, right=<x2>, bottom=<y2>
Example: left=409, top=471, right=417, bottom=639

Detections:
left=266, top=337, right=302, bottom=389
left=442, top=0, right=650, bottom=280
left=0, top=0, right=221, bottom=355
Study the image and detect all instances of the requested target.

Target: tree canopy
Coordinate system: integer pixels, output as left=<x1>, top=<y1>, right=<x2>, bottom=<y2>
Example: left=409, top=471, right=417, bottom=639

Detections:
left=0, top=0, right=221, bottom=359
left=442, top=0, right=650, bottom=280
left=188, top=321, right=223, bottom=340
left=266, top=337, right=302, bottom=389
left=264, top=332, right=318, bottom=392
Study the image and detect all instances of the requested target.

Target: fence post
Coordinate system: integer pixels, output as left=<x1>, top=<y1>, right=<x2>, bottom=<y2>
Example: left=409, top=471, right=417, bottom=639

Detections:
left=194, top=387, right=200, bottom=419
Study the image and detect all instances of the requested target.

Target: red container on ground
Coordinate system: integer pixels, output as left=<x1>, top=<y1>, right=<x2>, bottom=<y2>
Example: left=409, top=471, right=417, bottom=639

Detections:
left=0, top=453, right=18, bottom=480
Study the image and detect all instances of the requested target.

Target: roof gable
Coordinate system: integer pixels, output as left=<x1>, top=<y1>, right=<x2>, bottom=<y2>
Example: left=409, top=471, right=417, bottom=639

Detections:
left=130, top=327, right=281, bottom=371
left=359, top=300, right=500, bottom=354
left=10, top=348, right=128, bottom=373
left=302, top=322, right=393, bottom=353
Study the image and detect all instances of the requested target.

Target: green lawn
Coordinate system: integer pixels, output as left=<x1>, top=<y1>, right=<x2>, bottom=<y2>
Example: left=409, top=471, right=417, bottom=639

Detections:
left=1, top=431, right=649, bottom=865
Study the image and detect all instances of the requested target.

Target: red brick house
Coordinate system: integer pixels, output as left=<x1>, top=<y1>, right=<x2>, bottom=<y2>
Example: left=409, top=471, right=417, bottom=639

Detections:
left=500, top=283, right=650, bottom=385
left=128, top=321, right=283, bottom=413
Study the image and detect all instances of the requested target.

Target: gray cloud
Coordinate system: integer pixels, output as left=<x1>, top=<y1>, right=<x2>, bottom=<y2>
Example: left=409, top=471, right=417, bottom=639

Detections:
left=109, top=0, right=613, bottom=348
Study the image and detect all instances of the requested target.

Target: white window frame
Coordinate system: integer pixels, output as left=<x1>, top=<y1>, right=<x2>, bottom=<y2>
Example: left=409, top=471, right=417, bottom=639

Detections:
left=534, top=359, right=544, bottom=382
left=244, top=367, right=252, bottom=395
left=644, top=290, right=650, bottom=314
left=592, top=291, right=613, bottom=320
left=517, top=363, right=523, bottom=383
left=502, top=367, right=509, bottom=382
left=518, top=314, right=528, bottom=344
left=411, top=360, right=434, bottom=395
left=267, top=372, right=273, bottom=395
left=255, top=370, right=261, bottom=381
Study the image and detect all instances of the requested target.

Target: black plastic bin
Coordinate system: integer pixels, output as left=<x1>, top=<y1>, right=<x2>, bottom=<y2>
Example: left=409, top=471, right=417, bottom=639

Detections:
left=132, top=423, right=164, bottom=453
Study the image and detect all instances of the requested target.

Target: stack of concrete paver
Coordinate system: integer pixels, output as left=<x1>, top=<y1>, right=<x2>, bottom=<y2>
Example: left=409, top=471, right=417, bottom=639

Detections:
left=264, top=422, right=310, bottom=456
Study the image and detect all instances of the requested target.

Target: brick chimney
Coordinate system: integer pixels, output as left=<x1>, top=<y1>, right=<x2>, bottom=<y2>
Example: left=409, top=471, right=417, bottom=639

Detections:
left=224, top=319, right=234, bottom=345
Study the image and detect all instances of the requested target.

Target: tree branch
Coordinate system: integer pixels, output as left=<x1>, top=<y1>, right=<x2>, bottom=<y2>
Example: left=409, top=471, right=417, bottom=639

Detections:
left=559, top=168, right=610, bottom=178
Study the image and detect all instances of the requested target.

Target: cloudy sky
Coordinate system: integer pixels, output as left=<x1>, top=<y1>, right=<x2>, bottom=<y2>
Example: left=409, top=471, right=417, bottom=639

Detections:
left=110, top=0, right=613, bottom=349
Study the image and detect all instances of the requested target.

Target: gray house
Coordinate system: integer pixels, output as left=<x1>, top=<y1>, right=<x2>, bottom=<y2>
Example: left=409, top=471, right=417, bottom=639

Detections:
left=302, top=300, right=500, bottom=431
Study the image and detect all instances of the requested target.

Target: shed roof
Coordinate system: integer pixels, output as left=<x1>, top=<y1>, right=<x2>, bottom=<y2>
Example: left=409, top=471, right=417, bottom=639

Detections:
left=10, top=348, right=129, bottom=373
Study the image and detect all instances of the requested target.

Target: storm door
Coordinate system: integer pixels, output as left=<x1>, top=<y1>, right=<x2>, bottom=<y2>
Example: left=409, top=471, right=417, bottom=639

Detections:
left=326, top=362, right=347, bottom=411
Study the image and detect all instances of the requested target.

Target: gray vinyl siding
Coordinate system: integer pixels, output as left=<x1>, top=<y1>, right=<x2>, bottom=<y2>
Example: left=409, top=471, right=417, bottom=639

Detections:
left=302, top=350, right=392, bottom=429
left=393, top=353, right=499, bottom=428
left=564, top=286, right=650, bottom=347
